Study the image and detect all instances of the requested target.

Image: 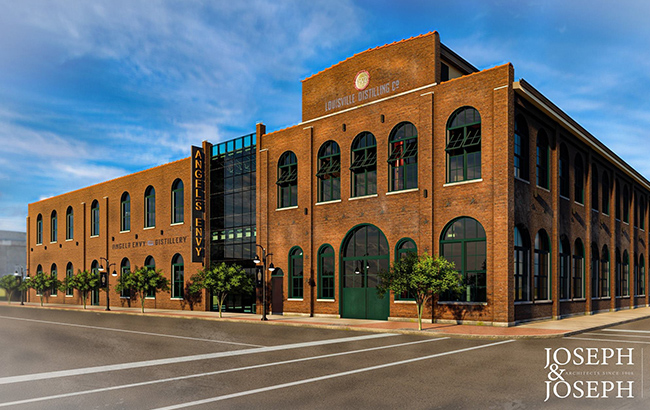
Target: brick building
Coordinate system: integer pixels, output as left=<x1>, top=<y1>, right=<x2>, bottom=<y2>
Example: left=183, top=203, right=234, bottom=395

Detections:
left=26, top=31, right=650, bottom=325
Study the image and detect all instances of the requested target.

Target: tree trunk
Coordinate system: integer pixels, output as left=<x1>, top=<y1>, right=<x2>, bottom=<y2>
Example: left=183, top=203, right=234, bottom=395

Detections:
left=141, top=292, right=146, bottom=313
left=7, top=290, right=13, bottom=304
left=417, top=302, right=423, bottom=331
left=40, top=294, right=44, bottom=307
left=82, top=293, right=87, bottom=309
left=218, top=293, right=228, bottom=318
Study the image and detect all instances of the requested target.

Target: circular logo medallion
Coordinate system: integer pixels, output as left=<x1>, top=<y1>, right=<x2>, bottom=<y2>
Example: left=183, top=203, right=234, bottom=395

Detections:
left=354, top=70, right=370, bottom=91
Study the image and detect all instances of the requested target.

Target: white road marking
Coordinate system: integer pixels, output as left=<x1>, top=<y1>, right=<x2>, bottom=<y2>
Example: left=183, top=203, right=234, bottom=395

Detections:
left=0, top=338, right=445, bottom=408
left=0, top=315, right=263, bottom=348
left=567, top=337, right=650, bottom=345
left=603, top=329, right=650, bottom=334
left=586, top=332, right=650, bottom=339
left=0, top=333, right=395, bottom=386
left=152, top=339, right=516, bottom=410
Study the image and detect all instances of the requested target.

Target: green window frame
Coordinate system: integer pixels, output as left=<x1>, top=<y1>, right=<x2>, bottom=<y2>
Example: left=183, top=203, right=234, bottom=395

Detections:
left=559, top=145, right=569, bottom=198
left=50, top=211, right=57, bottom=243
left=36, top=214, right=43, bottom=244
left=172, top=179, right=184, bottom=224
left=536, top=131, right=549, bottom=189
left=121, top=192, right=130, bottom=232
left=90, top=200, right=99, bottom=236
left=144, top=186, right=156, bottom=228
left=120, top=258, right=130, bottom=298
left=289, top=247, right=303, bottom=299
left=440, top=217, right=487, bottom=302
left=350, top=132, right=377, bottom=197
left=621, top=250, right=630, bottom=297
left=172, top=254, right=184, bottom=299
left=575, top=154, right=584, bottom=204
left=318, top=245, right=335, bottom=299
left=36, top=264, right=43, bottom=296
left=66, top=206, right=73, bottom=240
left=602, top=173, right=610, bottom=215
left=66, top=262, right=74, bottom=296
left=559, top=236, right=571, bottom=300
left=50, top=263, right=57, bottom=296
left=600, top=246, right=610, bottom=298
left=317, top=141, right=341, bottom=202
left=590, top=244, right=599, bottom=299
left=277, top=151, right=298, bottom=208
left=572, top=239, right=584, bottom=299
left=388, top=122, right=418, bottom=191
left=395, top=238, right=417, bottom=301
left=514, top=226, right=530, bottom=302
left=637, top=255, right=646, bottom=296
left=144, top=256, right=156, bottom=298
left=514, top=116, right=529, bottom=180
left=534, top=230, right=550, bottom=301
left=446, top=107, right=481, bottom=183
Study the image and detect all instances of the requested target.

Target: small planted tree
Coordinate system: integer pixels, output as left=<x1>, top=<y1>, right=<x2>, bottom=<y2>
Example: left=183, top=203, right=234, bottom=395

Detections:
left=115, top=266, right=169, bottom=313
left=58, top=275, right=74, bottom=304
left=377, top=253, right=463, bottom=330
left=68, top=269, right=99, bottom=309
left=0, top=275, right=21, bottom=304
left=21, top=271, right=54, bottom=307
left=189, top=263, right=253, bottom=318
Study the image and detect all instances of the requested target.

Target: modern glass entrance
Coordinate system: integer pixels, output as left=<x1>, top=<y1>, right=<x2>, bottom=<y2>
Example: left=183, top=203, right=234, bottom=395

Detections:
left=340, top=224, right=389, bottom=320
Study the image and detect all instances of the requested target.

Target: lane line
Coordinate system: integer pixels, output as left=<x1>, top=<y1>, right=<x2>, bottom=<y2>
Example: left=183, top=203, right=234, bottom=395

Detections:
left=0, top=315, right=263, bottom=348
left=152, top=339, right=516, bottom=410
left=603, top=329, right=650, bottom=334
left=0, top=333, right=396, bottom=386
left=567, top=337, right=650, bottom=345
left=0, top=338, right=446, bottom=408
left=585, top=332, right=650, bottom=339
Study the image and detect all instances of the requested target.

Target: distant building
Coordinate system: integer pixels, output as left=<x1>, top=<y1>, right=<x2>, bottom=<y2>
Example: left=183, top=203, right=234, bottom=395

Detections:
left=0, top=230, right=26, bottom=276
left=26, top=31, right=650, bottom=325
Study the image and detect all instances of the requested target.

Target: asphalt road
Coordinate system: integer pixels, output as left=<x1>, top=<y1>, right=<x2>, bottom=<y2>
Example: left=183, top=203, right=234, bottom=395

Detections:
left=1, top=305, right=649, bottom=409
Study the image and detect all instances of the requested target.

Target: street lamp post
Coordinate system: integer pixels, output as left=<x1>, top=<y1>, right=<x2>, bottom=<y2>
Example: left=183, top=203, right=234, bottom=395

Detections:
left=98, top=257, right=117, bottom=311
left=254, top=245, right=275, bottom=321
left=14, top=266, right=25, bottom=305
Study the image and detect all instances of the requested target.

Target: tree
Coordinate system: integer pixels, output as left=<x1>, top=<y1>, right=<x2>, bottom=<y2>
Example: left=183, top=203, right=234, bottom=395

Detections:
left=189, top=263, right=253, bottom=318
left=0, top=275, right=21, bottom=304
left=58, top=275, right=74, bottom=304
left=21, top=271, right=55, bottom=307
left=114, top=266, right=169, bottom=313
left=377, top=253, right=463, bottom=330
left=68, top=269, right=99, bottom=309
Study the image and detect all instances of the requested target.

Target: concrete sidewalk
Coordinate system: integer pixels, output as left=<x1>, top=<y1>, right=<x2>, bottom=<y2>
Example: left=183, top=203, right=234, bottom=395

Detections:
left=3, top=301, right=650, bottom=339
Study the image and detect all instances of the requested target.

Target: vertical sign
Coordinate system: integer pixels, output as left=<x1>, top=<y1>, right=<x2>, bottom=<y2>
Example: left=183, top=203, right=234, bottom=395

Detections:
left=192, top=146, right=205, bottom=263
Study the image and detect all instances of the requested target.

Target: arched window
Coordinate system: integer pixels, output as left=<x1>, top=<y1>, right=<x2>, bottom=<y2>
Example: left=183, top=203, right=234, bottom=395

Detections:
left=602, top=172, right=610, bottom=214
left=317, top=141, right=341, bottom=202
left=172, top=254, right=184, bottom=299
left=36, top=214, right=43, bottom=244
left=66, top=206, right=74, bottom=240
left=601, top=245, right=610, bottom=298
left=50, top=263, right=57, bottom=296
left=637, top=255, right=646, bottom=296
left=591, top=164, right=599, bottom=211
left=591, top=244, right=599, bottom=299
left=90, top=200, right=99, bottom=236
left=144, top=256, right=156, bottom=298
left=289, top=247, right=304, bottom=299
left=559, top=236, right=571, bottom=300
left=622, top=250, right=630, bottom=297
left=514, top=226, right=530, bottom=302
left=389, top=122, right=418, bottom=190
left=50, top=211, right=57, bottom=243
left=446, top=108, right=481, bottom=183
left=440, top=217, right=487, bottom=302
left=171, top=179, right=184, bottom=224
left=559, top=145, right=570, bottom=198
left=574, top=154, right=584, bottom=204
left=395, top=238, right=417, bottom=301
left=350, top=132, right=377, bottom=197
left=120, top=258, right=130, bottom=298
left=536, top=130, right=549, bottom=189
left=144, top=186, right=156, bottom=228
left=66, top=262, right=74, bottom=296
left=534, top=230, right=550, bottom=300
left=623, top=185, right=630, bottom=223
left=615, top=182, right=621, bottom=220
left=277, top=151, right=298, bottom=208
left=121, top=192, right=130, bottom=232
left=36, top=264, right=43, bottom=295
left=318, top=245, right=335, bottom=299
left=615, top=249, right=622, bottom=297
left=514, top=115, right=529, bottom=180
left=573, top=239, right=584, bottom=299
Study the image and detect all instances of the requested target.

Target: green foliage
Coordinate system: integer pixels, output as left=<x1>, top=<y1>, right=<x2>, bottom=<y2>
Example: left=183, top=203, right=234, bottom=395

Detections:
left=189, top=263, right=253, bottom=318
left=0, top=275, right=21, bottom=304
left=115, top=266, right=169, bottom=313
left=377, top=253, right=462, bottom=330
left=21, top=271, right=54, bottom=307
left=68, top=270, right=99, bottom=309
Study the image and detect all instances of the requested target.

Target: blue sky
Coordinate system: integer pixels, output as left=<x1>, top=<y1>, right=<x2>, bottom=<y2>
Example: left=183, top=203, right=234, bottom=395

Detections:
left=1, top=0, right=650, bottom=232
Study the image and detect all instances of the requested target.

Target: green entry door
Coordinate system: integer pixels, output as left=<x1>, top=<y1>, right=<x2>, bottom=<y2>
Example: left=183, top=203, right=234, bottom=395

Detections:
left=340, top=224, right=389, bottom=320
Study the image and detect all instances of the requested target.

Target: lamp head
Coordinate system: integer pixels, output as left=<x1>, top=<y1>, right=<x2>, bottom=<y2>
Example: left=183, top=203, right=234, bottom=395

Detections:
left=253, top=255, right=261, bottom=264
left=268, top=263, right=275, bottom=272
